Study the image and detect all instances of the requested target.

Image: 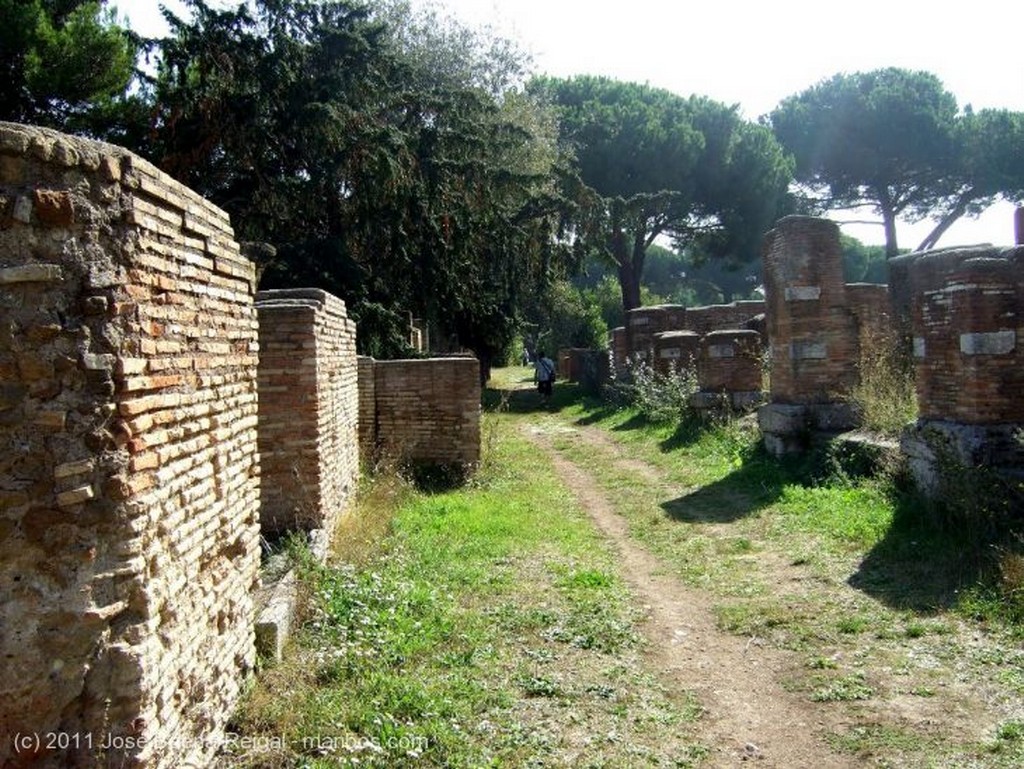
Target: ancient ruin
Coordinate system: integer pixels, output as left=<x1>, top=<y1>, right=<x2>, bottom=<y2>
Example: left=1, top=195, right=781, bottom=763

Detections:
left=0, top=123, right=483, bottom=767
left=0, top=123, right=260, bottom=768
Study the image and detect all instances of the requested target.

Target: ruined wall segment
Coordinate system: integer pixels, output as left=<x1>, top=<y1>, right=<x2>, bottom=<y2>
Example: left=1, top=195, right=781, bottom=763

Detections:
left=683, top=300, right=765, bottom=336
left=364, top=357, right=481, bottom=466
left=610, top=326, right=627, bottom=378
left=697, top=329, right=763, bottom=394
left=758, top=216, right=862, bottom=453
left=625, top=304, right=685, bottom=361
left=896, top=245, right=1024, bottom=491
left=256, top=289, right=358, bottom=535
left=0, top=123, right=259, bottom=767
left=357, top=355, right=377, bottom=463
left=651, top=330, right=700, bottom=376
left=904, top=246, right=1024, bottom=424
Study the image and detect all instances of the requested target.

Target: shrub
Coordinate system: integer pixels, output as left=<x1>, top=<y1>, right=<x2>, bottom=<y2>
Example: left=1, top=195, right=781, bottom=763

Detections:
left=619, top=357, right=699, bottom=423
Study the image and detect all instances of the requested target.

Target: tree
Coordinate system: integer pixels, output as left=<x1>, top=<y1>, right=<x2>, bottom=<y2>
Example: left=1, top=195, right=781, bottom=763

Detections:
left=771, top=67, right=1024, bottom=256
left=0, top=0, right=136, bottom=128
left=531, top=75, right=793, bottom=312
left=140, top=0, right=571, bottom=379
left=916, top=107, right=1024, bottom=250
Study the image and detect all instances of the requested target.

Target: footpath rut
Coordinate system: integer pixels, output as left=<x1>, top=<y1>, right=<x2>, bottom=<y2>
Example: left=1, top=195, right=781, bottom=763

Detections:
left=524, top=423, right=860, bottom=768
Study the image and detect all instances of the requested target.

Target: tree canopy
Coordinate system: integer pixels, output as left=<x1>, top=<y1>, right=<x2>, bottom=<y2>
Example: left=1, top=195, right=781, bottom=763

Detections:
left=531, top=75, right=793, bottom=312
left=770, top=67, right=1024, bottom=256
left=124, top=0, right=573, bottom=376
left=0, top=0, right=136, bottom=128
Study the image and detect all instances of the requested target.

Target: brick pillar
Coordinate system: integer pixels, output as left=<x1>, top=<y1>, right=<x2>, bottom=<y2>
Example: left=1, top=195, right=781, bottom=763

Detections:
left=651, top=330, right=700, bottom=376
left=899, top=245, right=1024, bottom=494
left=256, top=288, right=359, bottom=536
left=758, top=216, right=860, bottom=454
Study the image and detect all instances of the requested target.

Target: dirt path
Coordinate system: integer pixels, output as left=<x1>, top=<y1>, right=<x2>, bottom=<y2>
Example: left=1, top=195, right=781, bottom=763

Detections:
left=524, top=423, right=861, bottom=768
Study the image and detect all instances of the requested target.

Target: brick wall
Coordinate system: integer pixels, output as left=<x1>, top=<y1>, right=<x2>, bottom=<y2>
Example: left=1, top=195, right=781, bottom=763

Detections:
left=557, top=348, right=591, bottom=382
left=0, top=124, right=259, bottom=767
left=698, top=329, right=763, bottom=393
left=256, top=289, right=358, bottom=535
left=359, top=357, right=481, bottom=466
left=845, top=282, right=891, bottom=347
left=651, top=330, right=700, bottom=376
left=357, top=355, right=377, bottom=461
left=610, top=326, right=627, bottom=377
left=903, top=246, right=1024, bottom=423
left=683, top=300, right=766, bottom=336
left=625, top=304, right=685, bottom=360
left=762, top=215, right=859, bottom=404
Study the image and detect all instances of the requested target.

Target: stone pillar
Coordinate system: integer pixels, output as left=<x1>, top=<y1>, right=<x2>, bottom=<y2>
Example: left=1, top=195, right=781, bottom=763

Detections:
left=758, top=216, right=859, bottom=454
left=256, top=288, right=359, bottom=536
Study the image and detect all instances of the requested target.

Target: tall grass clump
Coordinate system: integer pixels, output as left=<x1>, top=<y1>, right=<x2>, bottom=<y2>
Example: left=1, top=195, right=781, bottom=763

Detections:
left=849, top=329, right=917, bottom=436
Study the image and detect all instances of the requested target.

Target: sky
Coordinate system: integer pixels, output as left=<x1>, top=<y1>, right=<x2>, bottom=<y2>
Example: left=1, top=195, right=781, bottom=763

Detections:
left=113, top=0, right=1024, bottom=250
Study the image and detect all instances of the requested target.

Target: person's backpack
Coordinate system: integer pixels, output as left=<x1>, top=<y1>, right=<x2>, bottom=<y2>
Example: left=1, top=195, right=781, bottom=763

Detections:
left=546, top=360, right=556, bottom=382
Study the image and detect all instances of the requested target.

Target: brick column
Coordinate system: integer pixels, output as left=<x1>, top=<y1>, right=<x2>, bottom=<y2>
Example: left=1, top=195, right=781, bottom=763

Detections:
left=758, top=216, right=860, bottom=454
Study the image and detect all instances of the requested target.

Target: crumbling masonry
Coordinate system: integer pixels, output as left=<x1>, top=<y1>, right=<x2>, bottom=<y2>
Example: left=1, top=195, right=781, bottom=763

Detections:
left=0, top=123, right=260, bottom=767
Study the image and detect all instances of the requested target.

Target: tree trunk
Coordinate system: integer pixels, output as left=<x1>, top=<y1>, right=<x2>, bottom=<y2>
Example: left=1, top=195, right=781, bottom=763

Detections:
left=918, top=199, right=969, bottom=251
left=609, top=225, right=641, bottom=311
left=881, top=207, right=900, bottom=258
left=617, top=261, right=641, bottom=313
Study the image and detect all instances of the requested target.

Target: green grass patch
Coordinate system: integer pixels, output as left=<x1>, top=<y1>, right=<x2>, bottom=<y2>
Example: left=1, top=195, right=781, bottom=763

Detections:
left=227, top=414, right=704, bottom=767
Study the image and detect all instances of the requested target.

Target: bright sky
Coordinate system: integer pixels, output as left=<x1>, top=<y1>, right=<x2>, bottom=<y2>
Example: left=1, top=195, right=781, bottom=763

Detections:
left=113, top=0, right=1024, bottom=250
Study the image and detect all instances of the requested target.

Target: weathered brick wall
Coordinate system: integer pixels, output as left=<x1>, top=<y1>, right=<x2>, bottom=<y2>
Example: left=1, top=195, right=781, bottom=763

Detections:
left=683, top=300, right=766, bottom=336
left=651, top=330, right=700, bottom=376
left=903, top=246, right=1024, bottom=423
left=845, top=282, right=891, bottom=347
left=256, top=289, right=358, bottom=535
left=0, top=124, right=259, bottom=767
left=625, top=304, right=685, bottom=361
left=610, top=326, right=627, bottom=376
left=357, top=355, right=377, bottom=461
left=360, top=357, right=481, bottom=465
left=698, top=329, right=763, bottom=393
left=762, top=216, right=859, bottom=404
left=557, top=348, right=590, bottom=382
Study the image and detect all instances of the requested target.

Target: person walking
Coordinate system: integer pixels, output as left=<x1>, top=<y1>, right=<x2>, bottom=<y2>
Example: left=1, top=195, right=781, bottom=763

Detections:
left=534, top=350, right=556, bottom=403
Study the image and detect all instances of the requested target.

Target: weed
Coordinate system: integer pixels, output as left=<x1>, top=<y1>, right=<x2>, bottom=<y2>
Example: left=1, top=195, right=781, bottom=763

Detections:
left=620, top=357, right=699, bottom=424
left=837, top=616, right=871, bottom=634
left=848, top=327, right=917, bottom=436
left=810, top=672, right=874, bottom=702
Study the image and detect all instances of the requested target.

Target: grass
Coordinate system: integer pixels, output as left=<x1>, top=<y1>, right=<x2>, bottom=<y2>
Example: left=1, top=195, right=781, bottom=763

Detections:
left=223, top=368, right=1024, bottom=768
left=222, top=408, right=706, bottom=767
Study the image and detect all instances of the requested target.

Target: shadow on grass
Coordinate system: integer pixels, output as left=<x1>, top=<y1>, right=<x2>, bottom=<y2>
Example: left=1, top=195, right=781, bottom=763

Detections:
left=482, top=382, right=591, bottom=415
left=659, top=445, right=802, bottom=524
left=848, top=488, right=1023, bottom=613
